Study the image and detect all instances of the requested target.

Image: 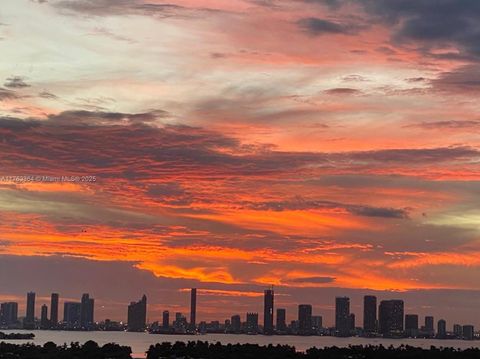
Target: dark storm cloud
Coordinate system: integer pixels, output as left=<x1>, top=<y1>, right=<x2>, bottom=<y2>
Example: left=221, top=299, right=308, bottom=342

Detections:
left=431, top=65, right=480, bottom=93
left=289, top=276, right=336, bottom=284
left=303, top=0, right=344, bottom=9
left=407, top=120, right=480, bottom=130
left=47, top=109, right=170, bottom=125
left=348, top=205, right=408, bottom=219
left=38, top=91, right=58, bottom=99
left=324, top=87, right=361, bottom=95
left=303, top=0, right=480, bottom=60
left=51, top=0, right=218, bottom=18
left=0, top=87, right=20, bottom=101
left=4, top=76, right=30, bottom=89
left=297, top=17, right=360, bottom=35
left=246, top=198, right=409, bottom=219
left=0, top=117, right=41, bottom=130
left=347, top=146, right=479, bottom=164
left=406, top=77, right=427, bottom=83
left=0, top=113, right=478, bottom=184
left=375, top=46, right=397, bottom=55
left=359, top=0, right=480, bottom=59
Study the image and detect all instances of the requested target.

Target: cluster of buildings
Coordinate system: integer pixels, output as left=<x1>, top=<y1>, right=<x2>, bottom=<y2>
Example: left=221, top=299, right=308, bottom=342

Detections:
left=0, top=289, right=478, bottom=340
left=0, top=292, right=95, bottom=331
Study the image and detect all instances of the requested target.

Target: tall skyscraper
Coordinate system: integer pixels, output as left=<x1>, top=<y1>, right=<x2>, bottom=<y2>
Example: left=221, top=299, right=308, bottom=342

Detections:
left=190, top=288, right=197, bottom=330
left=0, top=302, right=18, bottom=326
left=437, top=319, right=446, bottom=338
left=379, top=300, right=404, bottom=336
left=349, top=313, right=356, bottom=331
left=127, top=295, right=147, bottom=332
left=24, top=292, right=35, bottom=329
left=424, top=316, right=434, bottom=335
left=40, top=304, right=49, bottom=329
left=231, top=314, right=241, bottom=333
left=453, top=324, right=462, bottom=337
left=63, top=302, right=81, bottom=328
left=312, top=315, right=323, bottom=330
left=162, top=310, right=170, bottom=329
left=80, top=293, right=94, bottom=328
left=335, top=297, right=350, bottom=336
left=298, top=304, right=312, bottom=335
left=405, top=314, right=419, bottom=337
left=276, top=308, right=286, bottom=332
left=246, top=312, right=258, bottom=334
left=50, top=293, right=59, bottom=327
left=263, top=289, right=274, bottom=334
left=363, top=295, right=377, bottom=333
left=174, top=312, right=187, bottom=332
left=462, top=325, right=474, bottom=340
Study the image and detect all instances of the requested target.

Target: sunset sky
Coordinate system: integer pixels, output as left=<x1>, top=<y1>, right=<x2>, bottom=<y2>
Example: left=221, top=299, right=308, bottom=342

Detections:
left=1, top=0, right=480, bottom=327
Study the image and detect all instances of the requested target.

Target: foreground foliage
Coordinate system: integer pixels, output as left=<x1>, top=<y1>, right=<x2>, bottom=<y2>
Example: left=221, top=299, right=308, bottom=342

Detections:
left=147, top=341, right=480, bottom=359
left=2, top=340, right=480, bottom=358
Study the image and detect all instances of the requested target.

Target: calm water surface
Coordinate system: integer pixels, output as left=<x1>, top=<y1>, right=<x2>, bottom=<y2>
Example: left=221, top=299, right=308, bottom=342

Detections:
left=2, top=330, right=479, bottom=358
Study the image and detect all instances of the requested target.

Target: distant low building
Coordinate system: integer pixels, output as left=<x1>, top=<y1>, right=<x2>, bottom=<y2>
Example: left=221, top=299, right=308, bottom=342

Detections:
left=231, top=314, right=241, bottom=333
left=0, top=302, right=18, bottom=327
left=363, top=296, right=377, bottom=334
left=64, top=302, right=81, bottom=328
left=24, top=292, right=35, bottom=329
left=453, top=324, right=462, bottom=338
left=40, top=304, right=49, bottom=329
left=276, top=308, right=286, bottom=333
left=379, top=300, right=403, bottom=336
left=462, top=325, right=474, bottom=340
left=246, top=312, right=258, bottom=334
left=50, top=293, right=59, bottom=328
left=298, top=304, right=312, bottom=335
left=437, top=319, right=446, bottom=339
left=335, top=297, right=350, bottom=337
left=162, top=310, right=170, bottom=329
left=127, top=295, right=147, bottom=332
left=80, top=293, right=94, bottom=329
left=405, top=314, right=419, bottom=337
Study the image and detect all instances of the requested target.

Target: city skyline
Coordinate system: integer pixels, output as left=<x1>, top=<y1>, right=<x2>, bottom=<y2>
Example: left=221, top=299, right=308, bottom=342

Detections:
left=0, top=288, right=477, bottom=337
left=2, top=0, right=480, bottom=329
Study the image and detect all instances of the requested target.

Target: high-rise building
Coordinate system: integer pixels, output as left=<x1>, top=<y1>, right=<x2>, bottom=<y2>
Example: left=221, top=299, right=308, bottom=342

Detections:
left=0, top=302, right=18, bottom=326
left=50, top=293, right=59, bottom=327
left=335, top=297, right=350, bottom=336
left=363, top=295, right=377, bottom=333
left=349, top=313, right=356, bottom=331
left=276, top=308, right=286, bottom=332
left=40, top=304, right=49, bottom=329
left=405, top=314, right=419, bottom=337
left=378, top=300, right=404, bottom=336
left=190, top=288, right=197, bottom=330
left=162, top=310, right=170, bottom=329
left=298, top=304, right=312, bottom=335
left=63, top=302, right=81, bottom=328
left=127, top=295, right=147, bottom=332
left=231, top=314, right=241, bottom=333
left=174, top=312, right=187, bottom=332
left=80, top=293, right=94, bottom=328
left=424, top=316, right=434, bottom=335
left=263, top=289, right=274, bottom=335
left=312, top=315, right=323, bottom=330
left=437, top=319, right=447, bottom=339
left=24, top=292, right=36, bottom=329
left=453, top=324, right=462, bottom=338
left=246, top=312, right=258, bottom=334
left=462, top=325, right=474, bottom=340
